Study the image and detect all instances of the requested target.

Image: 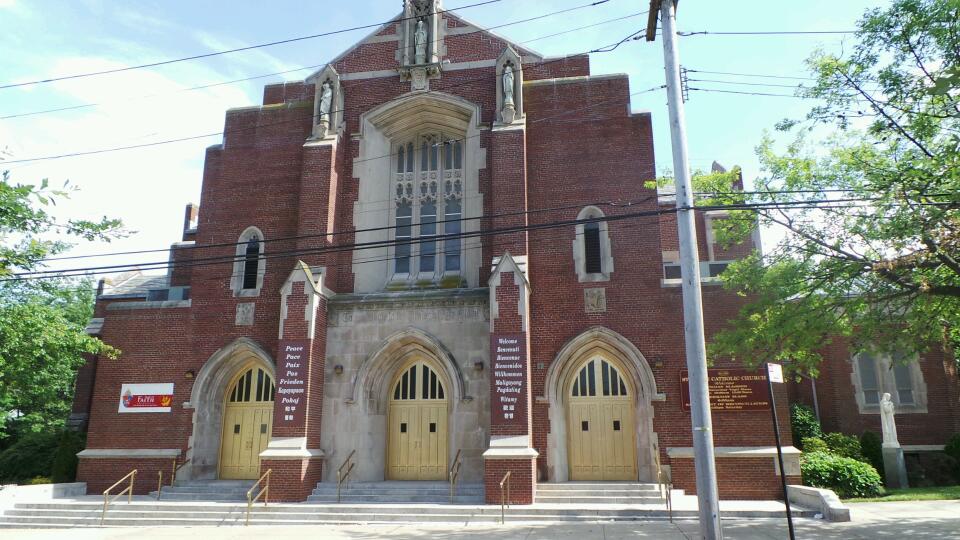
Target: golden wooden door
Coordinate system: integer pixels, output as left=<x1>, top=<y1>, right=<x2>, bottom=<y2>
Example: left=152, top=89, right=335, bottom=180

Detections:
left=219, top=365, right=275, bottom=480
left=568, top=358, right=637, bottom=481
left=387, top=360, right=448, bottom=480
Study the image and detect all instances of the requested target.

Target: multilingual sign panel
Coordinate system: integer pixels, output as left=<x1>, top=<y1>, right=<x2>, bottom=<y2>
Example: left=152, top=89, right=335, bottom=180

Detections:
left=491, top=333, right=527, bottom=426
left=274, top=339, right=309, bottom=428
left=680, top=369, right=769, bottom=412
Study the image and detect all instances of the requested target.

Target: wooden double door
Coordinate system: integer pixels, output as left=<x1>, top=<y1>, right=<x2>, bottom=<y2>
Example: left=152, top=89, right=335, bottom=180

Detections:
left=220, top=365, right=274, bottom=480
left=567, top=358, right=638, bottom=481
left=387, top=359, right=448, bottom=480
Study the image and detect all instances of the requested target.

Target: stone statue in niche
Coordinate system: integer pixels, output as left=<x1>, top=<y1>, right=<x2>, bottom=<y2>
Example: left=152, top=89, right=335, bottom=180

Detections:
left=317, top=81, right=333, bottom=137
left=415, top=19, right=428, bottom=64
left=880, top=392, right=900, bottom=447
left=501, top=63, right=516, bottom=124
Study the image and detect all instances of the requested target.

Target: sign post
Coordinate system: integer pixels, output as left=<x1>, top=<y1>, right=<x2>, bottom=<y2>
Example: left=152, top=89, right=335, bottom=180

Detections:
left=765, top=362, right=795, bottom=540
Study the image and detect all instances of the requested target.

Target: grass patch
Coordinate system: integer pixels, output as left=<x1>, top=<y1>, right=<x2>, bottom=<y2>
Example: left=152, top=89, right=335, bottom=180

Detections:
left=845, top=485, right=960, bottom=502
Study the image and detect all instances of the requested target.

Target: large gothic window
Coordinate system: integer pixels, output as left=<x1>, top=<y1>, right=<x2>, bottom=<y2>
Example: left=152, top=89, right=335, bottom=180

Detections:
left=393, top=134, right=464, bottom=280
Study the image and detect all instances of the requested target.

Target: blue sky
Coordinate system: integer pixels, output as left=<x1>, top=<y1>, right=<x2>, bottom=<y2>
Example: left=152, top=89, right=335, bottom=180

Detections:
left=0, top=0, right=886, bottom=274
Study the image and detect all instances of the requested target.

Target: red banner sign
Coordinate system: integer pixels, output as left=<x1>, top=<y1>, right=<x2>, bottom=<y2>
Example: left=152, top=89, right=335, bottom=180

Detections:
left=123, top=394, right=173, bottom=408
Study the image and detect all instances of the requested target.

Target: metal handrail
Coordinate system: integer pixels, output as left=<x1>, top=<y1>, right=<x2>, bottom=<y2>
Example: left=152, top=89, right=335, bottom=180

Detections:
left=654, top=444, right=673, bottom=523
left=101, top=469, right=136, bottom=525
left=172, top=451, right=191, bottom=484
left=448, top=449, right=463, bottom=503
left=245, top=469, right=272, bottom=526
left=156, top=470, right=164, bottom=500
left=499, top=471, right=511, bottom=524
left=337, top=450, right=357, bottom=503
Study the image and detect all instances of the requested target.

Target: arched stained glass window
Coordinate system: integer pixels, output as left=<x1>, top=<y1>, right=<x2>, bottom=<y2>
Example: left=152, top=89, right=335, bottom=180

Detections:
left=392, top=362, right=445, bottom=400
left=228, top=367, right=275, bottom=403
left=571, top=359, right=628, bottom=397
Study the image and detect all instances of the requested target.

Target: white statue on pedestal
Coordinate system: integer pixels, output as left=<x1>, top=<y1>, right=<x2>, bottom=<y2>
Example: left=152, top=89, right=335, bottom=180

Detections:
left=501, top=64, right=516, bottom=124
left=415, top=19, right=428, bottom=64
left=880, top=392, right=900, bottom=448
left=316, top=81, right=333, bottom=138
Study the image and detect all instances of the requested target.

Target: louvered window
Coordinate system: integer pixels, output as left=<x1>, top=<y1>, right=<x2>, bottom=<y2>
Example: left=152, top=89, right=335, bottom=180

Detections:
left=242, top=236, right=260, bottom=290
left=584, top=223, right=602, bottom=274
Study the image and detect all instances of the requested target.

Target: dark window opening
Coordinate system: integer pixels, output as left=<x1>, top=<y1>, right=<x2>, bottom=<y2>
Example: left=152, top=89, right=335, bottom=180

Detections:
left=429, top=422, right=437, bottom=433
left=581, top=421, right=589, bottom=432
left=400, top=423, right=407, bottom=433
left=584, top=223, right=602, bottom=274
left=242, top=236, right=260, bottom=290
left=233, top=424, right=241, bottom=434
left=664, top=263, right=682, bottom=280
left=613, top=420, right=621, bottom=431
left=260, top=424, right=267, bottom=434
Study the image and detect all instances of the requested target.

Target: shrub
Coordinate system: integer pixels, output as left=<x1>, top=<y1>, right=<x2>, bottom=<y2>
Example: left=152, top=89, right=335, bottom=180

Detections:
left=860, top=431, right=884, bottom=474
left=25, top=477, right=51, bottom=485
left=0, top=431, right=58, bottom=484
left=50, top=430, right=85, bottom=483
left=802, top=437, right=829, bottom=454
left=791, top=404, right=822, bottom=449
left=823, top=432, right=864, bottom=461
left=801, top=451, right=883, bottom=498
left=946, top=433, right=960, bottom=475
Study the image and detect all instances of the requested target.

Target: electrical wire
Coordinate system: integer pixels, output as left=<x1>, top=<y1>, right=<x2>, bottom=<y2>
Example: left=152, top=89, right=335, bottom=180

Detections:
left=1, top=32, right=649, bottom=165
left=8, top=197, right=955, bottom=282
left=0, top=0, right=507, bottom=90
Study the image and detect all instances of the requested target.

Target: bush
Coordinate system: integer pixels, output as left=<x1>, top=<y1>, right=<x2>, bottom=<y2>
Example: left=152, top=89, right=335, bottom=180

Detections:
left=791, top=403, right=822, bottom=449
left=802, top=437, right=829, bottom=454
left=946, top=433, right=960, bottom=475
left=801, top=451, right=883, bottom=498
left=861, top=431, right=884, bottom=474
left=0, top=431, right=58, bottom=484
left=50, top=430, right=85, bottom=483
left=25, top=477, right=51, bottom=485
left=823, top=432, right=864, bottom=461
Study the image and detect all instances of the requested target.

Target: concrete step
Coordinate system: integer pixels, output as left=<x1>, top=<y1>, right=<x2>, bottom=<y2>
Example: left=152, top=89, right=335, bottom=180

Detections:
left=308, top=482, right=484, bottom=504
left=535, top=496, right=665, bottom=504
left=537, top=482, right=661, bottom=492
left=150, top=492, right=249, bottom=501
left=1, top=500, right=818, bottom=528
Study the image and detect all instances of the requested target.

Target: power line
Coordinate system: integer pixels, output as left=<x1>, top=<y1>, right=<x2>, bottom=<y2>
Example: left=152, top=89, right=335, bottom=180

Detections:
left=9, top=197, right=955, bottom=282
left=1, top=33, right=649, bottom=166
left=686, top=69, right=814, bottom=81
left=1, top=3, right=635, bottom=122
left=679, top=30, right=855, bottom=37
left=0, top=0, right=506, bottom=90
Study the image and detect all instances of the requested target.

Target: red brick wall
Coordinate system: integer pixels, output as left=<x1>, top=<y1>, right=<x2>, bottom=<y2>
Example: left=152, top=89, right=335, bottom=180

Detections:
left=78, top=457, right=177, bottom=496
left=670, top=457, right=800, bottom=500
left=789, top=340, right=960, bottom=444
left=484, top=458, right=536, bottom=505
left=260, top=459, right=323, bottom=502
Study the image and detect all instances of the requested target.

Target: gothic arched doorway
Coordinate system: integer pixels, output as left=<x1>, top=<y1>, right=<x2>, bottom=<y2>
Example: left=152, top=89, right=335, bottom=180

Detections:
left=386, top=358, right=449, bottom=480
left=219, top=362, right=275, bottom=479
left=566, top=355, right=638, bottom=481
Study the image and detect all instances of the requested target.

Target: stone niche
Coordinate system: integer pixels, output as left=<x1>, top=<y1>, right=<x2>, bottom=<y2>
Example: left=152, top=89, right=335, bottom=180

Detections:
left=320, top=288, right=490, bottom=483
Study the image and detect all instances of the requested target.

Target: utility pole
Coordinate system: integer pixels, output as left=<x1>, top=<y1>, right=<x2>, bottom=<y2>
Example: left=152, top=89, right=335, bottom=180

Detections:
left=646, top=2, right=723, bottom=538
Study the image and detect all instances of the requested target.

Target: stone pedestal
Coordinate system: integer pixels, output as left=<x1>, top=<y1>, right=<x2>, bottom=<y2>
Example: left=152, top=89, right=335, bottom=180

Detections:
left=882, top=445, right=909, bottom=489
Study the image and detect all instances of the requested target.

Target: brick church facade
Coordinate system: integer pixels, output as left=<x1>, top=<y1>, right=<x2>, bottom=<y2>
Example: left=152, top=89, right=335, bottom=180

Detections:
left=69, top=1, right=959, bottom=503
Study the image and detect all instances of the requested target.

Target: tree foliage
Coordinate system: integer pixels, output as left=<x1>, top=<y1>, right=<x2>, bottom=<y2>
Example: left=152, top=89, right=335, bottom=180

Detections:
left=0, top=169, right=122, bottom=438
left=705, top=0, right=960, bottom=375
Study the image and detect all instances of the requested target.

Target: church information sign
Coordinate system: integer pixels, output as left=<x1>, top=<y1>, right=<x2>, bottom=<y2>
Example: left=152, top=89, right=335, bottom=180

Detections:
left=680, top=369, right=769, bottom=412
left=118, top=383, right=174, bottom=413
left=491, top=333, right=527, bottom=425
left=274, top=339, right=309, bottom=428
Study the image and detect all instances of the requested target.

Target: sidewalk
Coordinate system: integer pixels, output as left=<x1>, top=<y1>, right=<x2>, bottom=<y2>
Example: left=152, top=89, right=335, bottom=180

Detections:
left=3, top=500, right=958, bottom=539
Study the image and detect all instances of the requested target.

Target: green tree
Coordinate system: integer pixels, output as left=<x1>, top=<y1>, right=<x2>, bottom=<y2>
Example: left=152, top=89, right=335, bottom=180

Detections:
left=0, top=169, right=122, bottom=438
left=705, top=0, right=960, bottom=375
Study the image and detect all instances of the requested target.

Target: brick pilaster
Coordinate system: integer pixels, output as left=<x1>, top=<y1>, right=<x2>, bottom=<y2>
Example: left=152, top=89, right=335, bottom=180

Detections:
left=484, top=253, right=537, bottom=504
left=259, top=261, right=332, bottom=501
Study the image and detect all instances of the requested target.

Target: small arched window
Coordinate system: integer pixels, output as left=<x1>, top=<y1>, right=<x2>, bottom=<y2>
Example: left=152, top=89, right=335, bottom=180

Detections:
left=233, top=227, right=265, bottom=296
left=574, top=206, right=613, bottom=282
left=242, top=236, right=260, bottom=290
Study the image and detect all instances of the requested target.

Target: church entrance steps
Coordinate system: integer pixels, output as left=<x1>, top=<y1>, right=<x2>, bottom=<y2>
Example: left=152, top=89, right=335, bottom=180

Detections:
left=0, top=498, right=818, bottom=528
left=307, top=481, right=484, bottom=504
left=536, top=482, right=667, bottom=504
left=148, top=480, right=254, bottom=502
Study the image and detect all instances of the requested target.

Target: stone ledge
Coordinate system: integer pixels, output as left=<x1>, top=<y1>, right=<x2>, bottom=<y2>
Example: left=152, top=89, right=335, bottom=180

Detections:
left=77, top=448, right=181, bottom=459
left=483, top=435, right=539, bottom=460
left=259, top=437, right=325, bottom=461
left=667, top=446, right=801, bottom=458
left=903, top=444, right=946, bottom=452
left=106, top=300, right=191, bottom=310
left=788, top=485, right=850, bottom=522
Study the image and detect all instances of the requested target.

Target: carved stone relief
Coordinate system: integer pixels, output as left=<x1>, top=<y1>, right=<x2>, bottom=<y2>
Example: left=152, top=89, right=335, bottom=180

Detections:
left=235, top=303, right=255, bottom=326
left=584, top=288, right=607, bottom=313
